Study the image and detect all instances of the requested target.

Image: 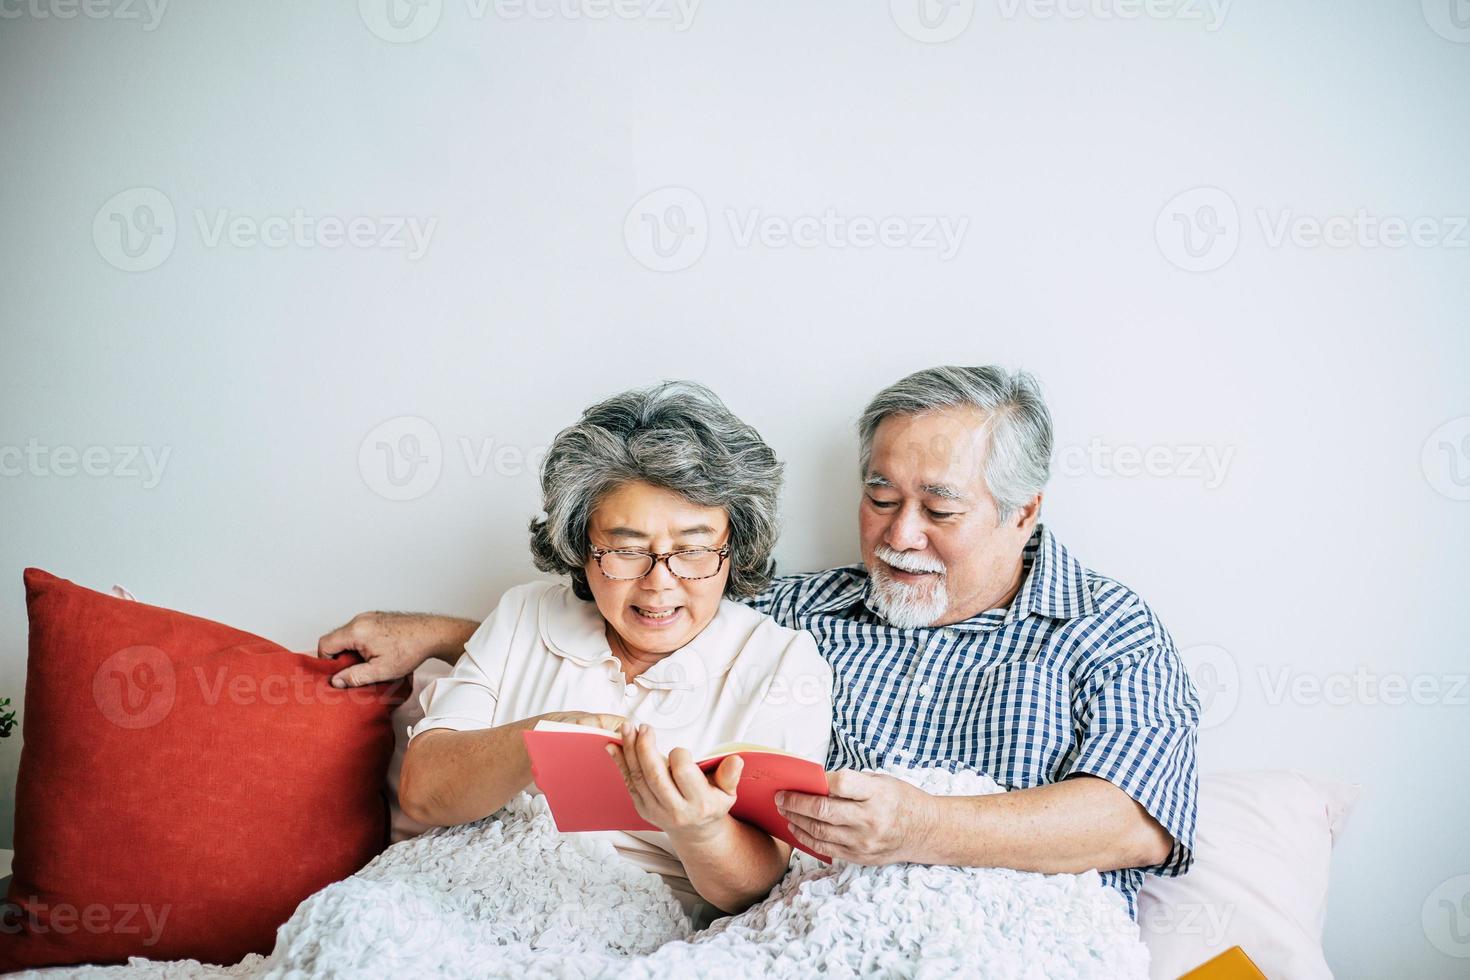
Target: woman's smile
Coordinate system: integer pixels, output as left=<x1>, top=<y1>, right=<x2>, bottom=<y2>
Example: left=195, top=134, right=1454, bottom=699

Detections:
left=629, top=604, right=685, bottom=628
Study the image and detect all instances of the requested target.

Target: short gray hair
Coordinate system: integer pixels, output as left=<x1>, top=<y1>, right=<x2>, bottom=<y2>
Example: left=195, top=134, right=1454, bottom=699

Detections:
left=529, top=381, right=784, bottom=601
left=857, top=366, right=1053, bottom=520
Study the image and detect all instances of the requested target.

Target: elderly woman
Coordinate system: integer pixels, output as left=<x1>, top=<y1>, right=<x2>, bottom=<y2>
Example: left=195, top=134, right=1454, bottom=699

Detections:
left=397, top=382, right=832, bottom=922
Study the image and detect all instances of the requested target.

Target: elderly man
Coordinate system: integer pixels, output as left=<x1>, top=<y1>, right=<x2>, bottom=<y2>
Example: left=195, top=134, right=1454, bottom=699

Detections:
left=321, top=366, right=1199, bottom=916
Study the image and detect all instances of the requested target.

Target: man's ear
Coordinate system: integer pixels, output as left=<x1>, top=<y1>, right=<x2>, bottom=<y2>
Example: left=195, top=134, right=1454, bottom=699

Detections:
left=1013, top=492, right=1043, bottom=531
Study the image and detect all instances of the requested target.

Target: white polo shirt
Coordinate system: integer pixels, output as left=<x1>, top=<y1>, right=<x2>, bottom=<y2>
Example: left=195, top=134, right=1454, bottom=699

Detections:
left=409, top=580, right=833, bottom=913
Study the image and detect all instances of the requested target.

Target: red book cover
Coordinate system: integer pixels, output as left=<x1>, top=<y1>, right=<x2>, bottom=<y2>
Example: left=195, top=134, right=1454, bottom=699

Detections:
left=522, top=721, right=831, bottom=861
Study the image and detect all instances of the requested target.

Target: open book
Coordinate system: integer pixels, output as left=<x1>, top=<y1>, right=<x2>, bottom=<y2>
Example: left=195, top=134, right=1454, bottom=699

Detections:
left=522, top=720, right=831, bottom=861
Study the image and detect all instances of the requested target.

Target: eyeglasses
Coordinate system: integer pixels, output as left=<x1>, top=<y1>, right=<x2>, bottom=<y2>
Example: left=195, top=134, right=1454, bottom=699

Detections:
left=590, top=545, right=731, bottom=581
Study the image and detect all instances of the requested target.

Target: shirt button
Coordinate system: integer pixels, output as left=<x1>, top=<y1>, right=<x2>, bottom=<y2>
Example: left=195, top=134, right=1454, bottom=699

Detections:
left=943, top=628, right=956, bottom=639
left=917, top=682, right=932, bottom=697
left=623, top=684, right=637, bottom=698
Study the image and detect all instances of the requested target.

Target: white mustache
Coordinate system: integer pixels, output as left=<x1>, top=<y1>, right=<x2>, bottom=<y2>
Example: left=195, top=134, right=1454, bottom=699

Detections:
left=874, top=545, right=945, bottom=575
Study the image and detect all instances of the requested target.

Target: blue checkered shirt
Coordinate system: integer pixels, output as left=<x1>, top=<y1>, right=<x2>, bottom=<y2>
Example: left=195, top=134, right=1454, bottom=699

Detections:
left=746, top=524, right=1200, bottom=917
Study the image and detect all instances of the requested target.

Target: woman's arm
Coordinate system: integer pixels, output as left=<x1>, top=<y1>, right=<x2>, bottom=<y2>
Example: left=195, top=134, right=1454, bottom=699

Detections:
left=667, top=812, right=793, bottom=915
left=400, top=711, right=624, bottom=827
left=610, top=724, right=791, bottom=915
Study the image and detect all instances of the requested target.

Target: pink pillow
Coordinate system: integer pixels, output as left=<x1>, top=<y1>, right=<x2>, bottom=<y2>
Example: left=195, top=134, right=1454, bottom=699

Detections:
left=1137, top=769, right=1360, bottom=979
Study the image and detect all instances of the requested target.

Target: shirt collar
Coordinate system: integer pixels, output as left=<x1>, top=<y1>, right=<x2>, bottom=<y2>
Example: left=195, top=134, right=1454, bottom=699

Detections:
left=819, top=523, right=1094, bottom=629
left=536, top=584, right=745, bottom=691
left=1008, top=524, right=1094, bottom=622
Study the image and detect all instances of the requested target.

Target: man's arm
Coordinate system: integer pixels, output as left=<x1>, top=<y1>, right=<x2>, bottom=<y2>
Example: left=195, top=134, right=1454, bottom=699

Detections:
left=317, top=612, right=480, bottom=688
left=777, top=770, right=1172, bottom=872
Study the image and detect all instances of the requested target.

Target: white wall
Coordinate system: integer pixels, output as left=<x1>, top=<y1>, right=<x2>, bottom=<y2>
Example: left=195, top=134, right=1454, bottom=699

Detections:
left=1, top=1, right=1467, bottom=975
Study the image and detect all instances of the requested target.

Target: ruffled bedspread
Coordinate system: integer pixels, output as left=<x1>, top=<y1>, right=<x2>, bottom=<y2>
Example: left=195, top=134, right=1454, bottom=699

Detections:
left=27, top=768, right=1149, bottom=979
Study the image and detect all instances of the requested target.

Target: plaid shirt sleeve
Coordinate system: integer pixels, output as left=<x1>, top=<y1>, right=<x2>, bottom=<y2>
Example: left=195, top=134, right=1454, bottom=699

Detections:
left=742, top=572, right=810, bottom=627
left=1063, top=630, right=1201, bottom=877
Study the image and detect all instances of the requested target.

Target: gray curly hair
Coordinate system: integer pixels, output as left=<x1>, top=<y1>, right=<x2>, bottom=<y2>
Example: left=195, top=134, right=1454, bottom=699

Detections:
left=529, top=381, right=785, bottom=601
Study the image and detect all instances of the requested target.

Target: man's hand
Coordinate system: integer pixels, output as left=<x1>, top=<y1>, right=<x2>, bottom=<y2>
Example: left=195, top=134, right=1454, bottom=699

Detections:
left=317, top=611, right=478, bottom=689
left=607, top=723, right=741, bottom=843
left=775, top=770, right=939, bottom=865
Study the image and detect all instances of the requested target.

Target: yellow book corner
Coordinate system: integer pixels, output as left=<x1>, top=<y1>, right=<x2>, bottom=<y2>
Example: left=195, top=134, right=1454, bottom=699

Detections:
left=1177, top=946, right=1268, bottom=980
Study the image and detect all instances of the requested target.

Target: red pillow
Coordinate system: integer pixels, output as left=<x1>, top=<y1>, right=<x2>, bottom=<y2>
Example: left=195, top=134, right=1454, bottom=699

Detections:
left=1, top=569, right=407, bottom=971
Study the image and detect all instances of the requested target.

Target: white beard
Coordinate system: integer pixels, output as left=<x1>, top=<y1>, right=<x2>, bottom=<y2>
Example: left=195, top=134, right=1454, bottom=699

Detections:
left=867, top=557, right=949, bottom=629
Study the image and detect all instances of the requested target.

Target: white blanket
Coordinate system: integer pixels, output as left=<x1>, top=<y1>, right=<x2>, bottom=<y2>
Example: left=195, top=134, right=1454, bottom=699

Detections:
left=30, top=769, right=1149, bottom=979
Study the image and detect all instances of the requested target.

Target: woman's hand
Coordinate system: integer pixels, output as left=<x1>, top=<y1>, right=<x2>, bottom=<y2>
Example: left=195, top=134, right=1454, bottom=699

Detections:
left=607, top=723, right=742, bottom=843
left=538, top=710, right=627, bottom=731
